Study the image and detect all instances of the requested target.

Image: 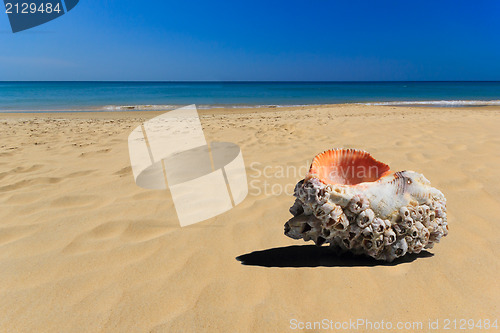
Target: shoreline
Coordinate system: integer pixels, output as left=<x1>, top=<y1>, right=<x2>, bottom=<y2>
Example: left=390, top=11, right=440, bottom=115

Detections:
left=1, top=98, right=500, bottom=114
left=1, top=103, right=500, bottom=119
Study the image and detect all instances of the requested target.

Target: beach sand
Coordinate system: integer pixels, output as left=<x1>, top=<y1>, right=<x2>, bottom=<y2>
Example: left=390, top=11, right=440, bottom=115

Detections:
left=0, top=104, right=499, bottom=332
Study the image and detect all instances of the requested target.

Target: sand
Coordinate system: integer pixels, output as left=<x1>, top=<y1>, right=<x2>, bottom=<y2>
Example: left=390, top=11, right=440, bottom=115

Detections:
left=0, top=104, right=499, bottom=332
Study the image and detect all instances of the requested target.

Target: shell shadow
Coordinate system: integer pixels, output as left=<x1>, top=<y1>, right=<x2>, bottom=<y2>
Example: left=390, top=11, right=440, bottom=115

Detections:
left=236, top=245, right=433, bottom=268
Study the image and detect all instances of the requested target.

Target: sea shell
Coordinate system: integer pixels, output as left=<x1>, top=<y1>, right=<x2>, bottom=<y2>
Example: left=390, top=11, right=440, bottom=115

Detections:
left=284, top=149, right=448, bottom=262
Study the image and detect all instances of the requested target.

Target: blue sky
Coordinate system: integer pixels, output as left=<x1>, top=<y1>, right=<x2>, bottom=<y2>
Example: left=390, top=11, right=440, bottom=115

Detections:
left=0, top=0, right=499, bottom=81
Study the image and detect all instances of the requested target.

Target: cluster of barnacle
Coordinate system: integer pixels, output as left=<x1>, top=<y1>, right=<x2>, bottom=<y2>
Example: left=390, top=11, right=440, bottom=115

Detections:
left=284, top=178, right=448, bottom=262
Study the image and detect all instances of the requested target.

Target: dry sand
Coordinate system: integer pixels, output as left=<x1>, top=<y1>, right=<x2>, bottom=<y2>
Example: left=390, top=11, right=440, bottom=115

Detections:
left=0, top=104, right=499, bottom=332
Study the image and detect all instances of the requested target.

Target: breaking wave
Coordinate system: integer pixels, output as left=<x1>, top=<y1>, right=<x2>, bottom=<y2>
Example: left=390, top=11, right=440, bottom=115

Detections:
left=362, top=100, right=500, bottom=107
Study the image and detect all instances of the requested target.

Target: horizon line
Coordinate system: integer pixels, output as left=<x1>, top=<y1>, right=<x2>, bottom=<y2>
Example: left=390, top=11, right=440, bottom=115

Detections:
left=1, top=80, right=500, bottom=83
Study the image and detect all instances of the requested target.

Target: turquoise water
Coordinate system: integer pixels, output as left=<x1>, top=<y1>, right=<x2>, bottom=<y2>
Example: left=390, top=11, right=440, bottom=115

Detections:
left=0, top=81, right=499, bottom=112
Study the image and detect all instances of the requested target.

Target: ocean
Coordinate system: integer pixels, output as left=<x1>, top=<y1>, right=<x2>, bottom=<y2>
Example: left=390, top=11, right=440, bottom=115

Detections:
left=0, top=81, right=499, bottom=112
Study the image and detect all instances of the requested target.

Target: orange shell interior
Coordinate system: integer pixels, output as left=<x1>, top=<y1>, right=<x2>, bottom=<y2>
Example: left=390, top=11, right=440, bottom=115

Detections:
left=308, top=149, right=392, bottom=186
